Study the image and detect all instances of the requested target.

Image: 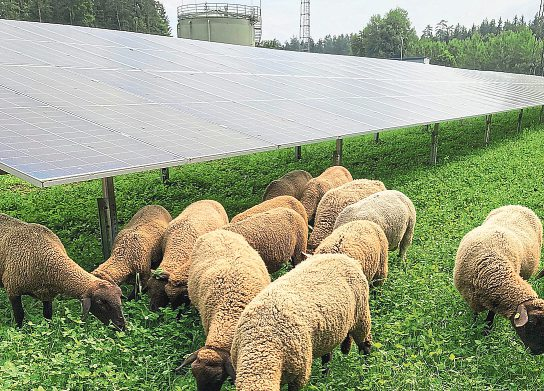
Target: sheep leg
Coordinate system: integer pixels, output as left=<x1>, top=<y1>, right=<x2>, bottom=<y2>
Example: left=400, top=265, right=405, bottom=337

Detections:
left=399, top=220, right=415, bottom=262
left=43, top=301, right=53, bottom=320
left=9, top=296, right=24, bottom=328
left=341, top=335, right=353, bottom=354
left=483, top=310, right=496, bottom=336
left=321, top=353, right=331, bottom=376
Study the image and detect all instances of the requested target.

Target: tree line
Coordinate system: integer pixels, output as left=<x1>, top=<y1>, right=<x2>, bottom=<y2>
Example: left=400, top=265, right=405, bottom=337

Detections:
left=0, top=0, right=170, bottom=36
left=260, top=8, right=544, bottom=75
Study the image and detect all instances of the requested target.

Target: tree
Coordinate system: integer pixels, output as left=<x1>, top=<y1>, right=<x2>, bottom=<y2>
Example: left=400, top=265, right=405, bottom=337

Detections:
left=352, top=8, right=418, bottom=59
left=421, top=24, right=434, bottom=39
left=435, top=19, right=453, bottom=42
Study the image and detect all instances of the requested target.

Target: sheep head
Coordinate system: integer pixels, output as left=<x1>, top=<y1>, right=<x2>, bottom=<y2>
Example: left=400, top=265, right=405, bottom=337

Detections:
left=148, top=269, right=171, bottom=311
left=82, top=280, right=126, bottom=331
left=164, top=277, right=190, bottom=309
left=511, top=299, right=544, bottom=355
left=176, top=347, right=236, bottom=391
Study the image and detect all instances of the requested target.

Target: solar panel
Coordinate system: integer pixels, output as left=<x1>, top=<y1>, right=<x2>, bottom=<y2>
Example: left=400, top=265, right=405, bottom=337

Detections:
left=1, top=19, right=544, bottom=187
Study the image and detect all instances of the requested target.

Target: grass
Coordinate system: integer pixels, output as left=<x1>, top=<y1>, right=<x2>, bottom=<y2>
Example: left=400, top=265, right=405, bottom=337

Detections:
left=0, top=108, right=543, bottom=390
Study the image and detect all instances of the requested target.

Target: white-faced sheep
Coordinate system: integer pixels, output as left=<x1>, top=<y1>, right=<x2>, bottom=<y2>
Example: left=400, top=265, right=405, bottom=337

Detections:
left=314, top=220, right=389, bottom=287
left=92, top=205, right=172, bottom=299
left=176, top=230, right=270, bottom=391
left=263, top=170, right=312, bottom=201
left=335, top=190, right=416, bottom=260
left=308, top=179, right=386, bottom=251
left=231, top=195, right=308, bottom=224
left=223, top=207, right=308, bottom=273
left=300, top=166, right=353, bottom=224
left=152, top=200, right=228, bottom=311
left=231, top=253, right=372, bottom=391
left=0, top=214, right=125, bottom=329
left=454, top=205, right=544, bottom=354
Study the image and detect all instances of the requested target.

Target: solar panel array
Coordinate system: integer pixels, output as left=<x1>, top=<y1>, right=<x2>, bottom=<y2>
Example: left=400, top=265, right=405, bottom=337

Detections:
left=1, top=19, right=544, bottom=187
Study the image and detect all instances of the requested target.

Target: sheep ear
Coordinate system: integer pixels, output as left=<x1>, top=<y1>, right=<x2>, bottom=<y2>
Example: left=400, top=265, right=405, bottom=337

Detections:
left=225, top=355, right=236, bottom=381
left=81, top=297, right=92, bottom=319
left=175, top=351, right=198, bottom=372
left=514, top=304, right=529, bottom=328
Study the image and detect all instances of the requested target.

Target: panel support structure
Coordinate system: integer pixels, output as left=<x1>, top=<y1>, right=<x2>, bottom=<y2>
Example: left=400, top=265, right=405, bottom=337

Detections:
left=0, top=170, right=6, bottom=175
left=333, top=138, right=343, bottom=166
left=161, top=168, right=170, bottom=184
left=294, top=146, right=302, bottom=160
left=429, top=123, right=439, bottom=165
left=374, top=132, right=380, bottom=143
left=485, top=114, right=493, bottom=146
left=540, top=105, right=544, bottom=124
left=517, top=109, right=524, bottom=132
left=97, top=177, right=118, bottom=260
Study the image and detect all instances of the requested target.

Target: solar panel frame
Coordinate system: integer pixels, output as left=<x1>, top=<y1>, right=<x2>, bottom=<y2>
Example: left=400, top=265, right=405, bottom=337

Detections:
left=1, top=19, right=544, bottom=187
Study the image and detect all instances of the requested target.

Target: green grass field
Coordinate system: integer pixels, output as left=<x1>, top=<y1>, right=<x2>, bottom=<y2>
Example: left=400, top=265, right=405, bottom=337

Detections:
left=0, top=108, right=543, bottom=390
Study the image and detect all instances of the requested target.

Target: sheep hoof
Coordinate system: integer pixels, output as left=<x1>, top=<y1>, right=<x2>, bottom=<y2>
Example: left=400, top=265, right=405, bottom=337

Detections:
left=360, top=341, right=372, bottom=355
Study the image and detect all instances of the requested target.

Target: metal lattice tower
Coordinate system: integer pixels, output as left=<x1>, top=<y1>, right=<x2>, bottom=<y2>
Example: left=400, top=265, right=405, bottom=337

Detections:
left=299, top=0, right=311, bottom=52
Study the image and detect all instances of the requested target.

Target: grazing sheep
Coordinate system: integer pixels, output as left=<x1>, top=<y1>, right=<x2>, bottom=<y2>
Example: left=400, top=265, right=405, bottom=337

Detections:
left=152, top=200, right=228, bottom=311
left=0, top=214, right=125, bottom=329
left=335, top=190, right=416, bottom=260
left=308, top=179, right=386, bottom=251
left=454, top=205, right=544, bottom=354
left=176, top=230, right=270, bottom=391
left=231, top=195, right=308, bottom=224
left=263, top=170, right=313, bottom=201
left=224, top=207, right=308, bottom=273
left=231, top=253, right=372, bottom=391
left=300, top=166, right=353, bottom=224
left=92, top=205, right=172, bottom=299
left=314, top=220, right=389, bottom=287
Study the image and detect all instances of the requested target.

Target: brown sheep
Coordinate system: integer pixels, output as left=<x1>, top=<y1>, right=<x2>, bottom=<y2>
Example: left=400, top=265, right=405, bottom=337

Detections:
left=231, top=195, right=308, bottom=224
left=92, top=205, right=172, bottom=299
left=152, top=200, right=228, bottom=310
left=176, top=230, right=270, bottom=391
left=224, top=207, right=308, bottom=273
left=300, top=166, right=353, bottom=224
left=314, top=220, right=389, bottom=287
left=0, top=214, right=125, bottom=329
left=231, top=253, right=371, bottom=391
left=263, top=170, right=312, bottom=201
left=454, top=205, right=544, bottom=354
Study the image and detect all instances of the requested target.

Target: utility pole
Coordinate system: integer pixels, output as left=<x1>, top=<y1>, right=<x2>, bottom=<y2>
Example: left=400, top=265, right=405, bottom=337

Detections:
left=533, top=0, right=544, bottom=75
left=299, top=0, right=311, bottom=52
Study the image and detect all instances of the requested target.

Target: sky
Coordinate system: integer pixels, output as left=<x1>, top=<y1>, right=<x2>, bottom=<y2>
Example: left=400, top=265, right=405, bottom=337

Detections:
left=161, top=0, right=538, bottom=41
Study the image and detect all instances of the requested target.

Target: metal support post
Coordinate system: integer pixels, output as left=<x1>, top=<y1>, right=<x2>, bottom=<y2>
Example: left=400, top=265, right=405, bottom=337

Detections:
left=429, top=123, right=439, bottom=165
left=97, top=177, right=118, bottom=260
left=294, top=146, right=302, bottom=160
left=484, top=114, right=493, bottom=146
left=540, top=105, right=544, bottom=124
left=333, top=138, right=343, bottom=166
left=374, top=132, right=380, bottom=143
left=0, top=170, right=6, bottom=175
left=161, top=168, right=170, bottom=184
left=517, top=109, right=524, bottom=132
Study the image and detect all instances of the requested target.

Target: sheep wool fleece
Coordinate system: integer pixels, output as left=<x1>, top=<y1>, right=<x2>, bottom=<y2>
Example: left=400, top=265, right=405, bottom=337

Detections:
left=308, top=179, right=386, bottom=251
left=300, top=166, right=353, bottom=222
left=263, top=170, right=313, bottom=201
left=314, top=220, right=389, bottom=287
left=231, top=195, right=308, bottom=224
left=335, top=189, right=416, bottom=259
left=231, top=253, right=371, bottom=391
left=188, top=230, right=270, bottom=355
left=454, top=205, right=543, bottom=317
left=93, top=205, right=172, bottom=285
left=224, top=207, right=308, bottom=273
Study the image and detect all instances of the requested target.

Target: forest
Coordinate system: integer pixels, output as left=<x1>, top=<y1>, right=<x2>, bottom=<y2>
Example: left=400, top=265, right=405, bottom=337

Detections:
left=0, top=0, right=170, bottom=36
left=261, top=8, right=544, bottom=76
